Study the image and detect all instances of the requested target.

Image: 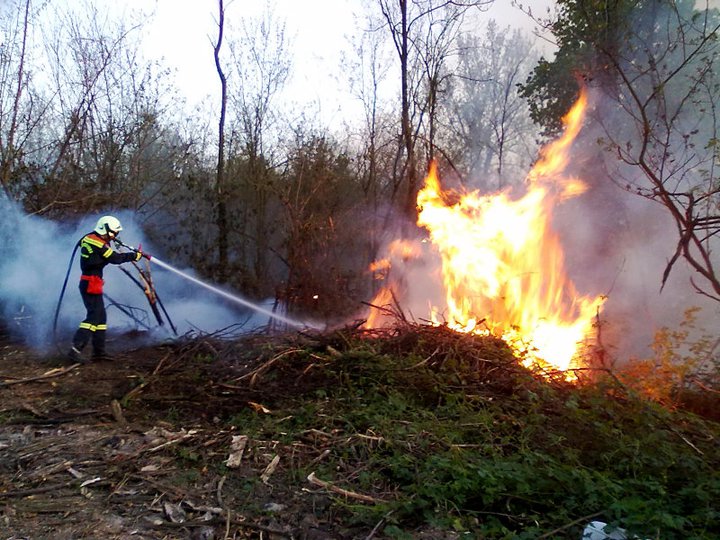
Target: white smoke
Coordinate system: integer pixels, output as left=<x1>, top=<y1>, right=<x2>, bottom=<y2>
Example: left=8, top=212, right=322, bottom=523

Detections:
left=0, top=198, right=287, bottom=354
left=557, top=84, right=720, bottom=360
left=556, top=171, right=720, bottom=361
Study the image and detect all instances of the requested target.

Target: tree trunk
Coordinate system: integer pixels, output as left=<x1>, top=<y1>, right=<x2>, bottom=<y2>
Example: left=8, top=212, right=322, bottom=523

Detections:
left=399, top=0, right=418, bottom=219
left=214, top=0, right=229, bottom=282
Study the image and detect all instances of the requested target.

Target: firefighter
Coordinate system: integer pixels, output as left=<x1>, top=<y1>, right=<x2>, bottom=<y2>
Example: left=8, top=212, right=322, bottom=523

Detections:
left=68, top=215, right=143, bottom=363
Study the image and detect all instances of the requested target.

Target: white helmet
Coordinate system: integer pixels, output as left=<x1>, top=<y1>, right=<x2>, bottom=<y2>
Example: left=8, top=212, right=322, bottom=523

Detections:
left=94, top=215, right=123, bottom=237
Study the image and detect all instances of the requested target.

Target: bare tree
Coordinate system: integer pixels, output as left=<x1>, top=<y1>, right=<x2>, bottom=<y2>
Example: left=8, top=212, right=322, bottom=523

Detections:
left=0, top=0, right=32, bottom=199
left=442, top=21, right=540, bottom=189
left=277, top=131, right=364, bottom=318
left=346, top=8, right=397, bottom=271
left=29, top=0, right=162, bottom=216
left=593, top=2, right=720, bottom=300
left=225, top=6, right=290, bottom=291
left=214, top=0, right=229, bottom=282
left=374, top=0, right=494, bottom=217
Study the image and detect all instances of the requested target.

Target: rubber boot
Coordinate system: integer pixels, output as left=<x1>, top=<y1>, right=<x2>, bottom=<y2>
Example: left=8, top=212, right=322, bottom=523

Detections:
left=67, top=345, right=85, bottom=364
left=91, top=330, right=111, bottom=361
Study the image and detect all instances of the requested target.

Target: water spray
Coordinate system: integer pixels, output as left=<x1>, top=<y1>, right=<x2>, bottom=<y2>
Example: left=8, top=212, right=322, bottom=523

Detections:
left=58, top=236, right=320, bottom=337
left=148, top=256, right=321, bottom=331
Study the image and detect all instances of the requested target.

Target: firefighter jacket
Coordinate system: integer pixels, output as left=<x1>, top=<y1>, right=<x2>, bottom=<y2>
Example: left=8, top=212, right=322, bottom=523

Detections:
left=78, top=233, right=137, bottom=279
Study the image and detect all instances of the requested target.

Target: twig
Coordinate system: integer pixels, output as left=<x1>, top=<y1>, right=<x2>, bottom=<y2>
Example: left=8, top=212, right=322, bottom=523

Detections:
left=536, top=510, right=605, bottom=539
left=669, top=428, right=704, bottom=456
left=147, top=431, right=199, bottom=453
left=690, top=378, right=720, bottom=395
left=307, top=472, right=384, bottom=503
left=217, top=474, right=226, bottom=507
left=0, top=480, right=78, bottom=499
left=309, top=449, right=331, bottom=465
left=0, top=364, right=79, bottom=386
left=260, top=455, right=280, bottom=484
left=409, top=346, right=440, bottom=369
left=236, top=348, right=302, bottom=384
left=26, top=460, right=75, bottom=480
left=130, top=474, right=193, bottom=499
left=121, top=352, right=172, bottom=402
left=365, top=510, right=394, bottom=539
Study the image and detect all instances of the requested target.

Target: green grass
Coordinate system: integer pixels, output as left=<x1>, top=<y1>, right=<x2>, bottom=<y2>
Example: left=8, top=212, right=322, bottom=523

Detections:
left=220, top=328, right=720, bottom=539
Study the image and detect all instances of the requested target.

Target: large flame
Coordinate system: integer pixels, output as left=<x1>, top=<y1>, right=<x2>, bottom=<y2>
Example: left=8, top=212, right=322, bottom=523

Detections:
left=367, top=90, right=604, bottom=376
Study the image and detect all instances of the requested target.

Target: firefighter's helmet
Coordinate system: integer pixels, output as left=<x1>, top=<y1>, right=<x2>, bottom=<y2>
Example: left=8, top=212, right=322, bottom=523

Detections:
left=94, top=215, right=123, bottom=237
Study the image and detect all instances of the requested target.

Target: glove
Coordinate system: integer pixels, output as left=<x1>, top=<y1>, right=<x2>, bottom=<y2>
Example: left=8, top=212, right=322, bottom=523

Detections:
left=134, top=250, right=143, bottom=261
left=135, top=243, right=151, bottom=260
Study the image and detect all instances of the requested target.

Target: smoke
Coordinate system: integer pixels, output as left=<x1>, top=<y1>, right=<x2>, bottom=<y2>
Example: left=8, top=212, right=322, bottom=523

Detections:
left=555, top=157, right=720, bottom=360
left=523, top=79, right=720, bottom=360
left=0, top=197, right=284, bottom=354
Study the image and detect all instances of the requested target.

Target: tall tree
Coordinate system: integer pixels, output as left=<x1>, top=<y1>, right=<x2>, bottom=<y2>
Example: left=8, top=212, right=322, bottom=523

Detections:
left=0, top=0, right=32, bottom=200
left=442, top=21, right=540, bottom=188
left=226, top=7, right=290, bottom=292
left=278, top=132, right=365, bottom=318
left=214, top=0, right=229, bottom=282
left=518, top=0, right=633, bottom=137
left=347, top=7, right=397, bottom=272
left=28, top=0, right=165, bottom=216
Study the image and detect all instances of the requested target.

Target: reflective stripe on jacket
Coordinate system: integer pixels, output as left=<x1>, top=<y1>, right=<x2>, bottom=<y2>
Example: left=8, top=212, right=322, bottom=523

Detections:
left=78, top=232, right=136, bottom=279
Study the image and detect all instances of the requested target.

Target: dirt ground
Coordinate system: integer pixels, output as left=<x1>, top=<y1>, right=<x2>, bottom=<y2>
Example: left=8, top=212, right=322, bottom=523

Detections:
left=0, top=331, right=368, bottom=540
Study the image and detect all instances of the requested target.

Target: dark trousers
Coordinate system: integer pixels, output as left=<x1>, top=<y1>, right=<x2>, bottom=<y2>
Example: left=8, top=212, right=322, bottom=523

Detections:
left=72, top=284, right=107, bottom=356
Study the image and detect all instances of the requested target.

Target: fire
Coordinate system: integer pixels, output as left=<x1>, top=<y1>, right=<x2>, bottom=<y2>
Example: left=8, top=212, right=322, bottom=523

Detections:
left=365, top=287, right=394, bottom=329
left=365, top=239, right=423, bottom=328
left=366, top=90, right=604, bottom=376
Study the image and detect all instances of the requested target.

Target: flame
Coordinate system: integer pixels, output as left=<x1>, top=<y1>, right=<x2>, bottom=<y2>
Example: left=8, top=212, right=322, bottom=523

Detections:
left=365, top=239, right=423, bottom=327
left=367, top=89, right=604, bottom=377
left=366, top=286, right=395, bottom=329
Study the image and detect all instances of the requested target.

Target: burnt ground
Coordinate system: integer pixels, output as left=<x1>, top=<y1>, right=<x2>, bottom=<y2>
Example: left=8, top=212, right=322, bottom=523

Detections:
left=0, top=331, right=380, bottom=540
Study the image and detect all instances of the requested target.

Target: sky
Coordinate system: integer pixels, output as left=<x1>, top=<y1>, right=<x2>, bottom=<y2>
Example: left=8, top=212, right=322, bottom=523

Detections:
left=122, top=0, right=556, bottom=125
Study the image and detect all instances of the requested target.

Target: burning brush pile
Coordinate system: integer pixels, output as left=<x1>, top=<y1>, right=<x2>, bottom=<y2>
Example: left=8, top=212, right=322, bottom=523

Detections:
left=365, top=90, right=605, bottom=381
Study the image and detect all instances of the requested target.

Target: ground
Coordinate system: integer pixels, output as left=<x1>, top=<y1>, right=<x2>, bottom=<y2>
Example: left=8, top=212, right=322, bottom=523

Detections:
left=2, top=326, right=719, bottom=540
left=0, top=331, right=371, bottom=540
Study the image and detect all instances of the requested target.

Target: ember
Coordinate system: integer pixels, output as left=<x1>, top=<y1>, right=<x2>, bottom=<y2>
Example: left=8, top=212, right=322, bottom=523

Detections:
left=367, top=89, right=605, bottom=377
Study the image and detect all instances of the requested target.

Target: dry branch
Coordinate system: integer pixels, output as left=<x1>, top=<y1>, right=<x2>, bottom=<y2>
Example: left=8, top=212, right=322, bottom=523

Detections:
left=306, top=472, right=384, bottom=503
left=0, top=364, right=79, bottom=386
left=536, top=511, right=605, bottom=539
left=120, top=351, right=172, bottom=402
left=260, top=455, right=280, bottom=484
left=236, top=348, right=302, bottom=385
left=0, top=480, right=78, bottom=499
